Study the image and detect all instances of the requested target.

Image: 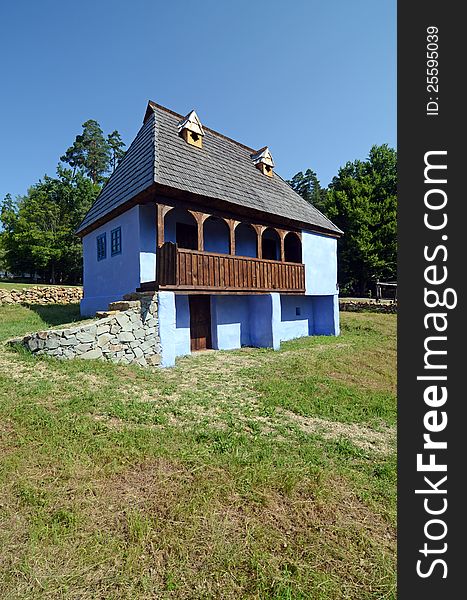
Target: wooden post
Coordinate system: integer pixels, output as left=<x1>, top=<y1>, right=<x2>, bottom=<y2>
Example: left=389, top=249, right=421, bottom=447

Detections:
left=226, top=219, right=238, bottom=255
left=157, top=203, right=172, bottom=247
left=252, top=225, right=264, bottom=259
left=189, top=210, right=209, bottom=252
left=277, top=229, right=286, bottom=262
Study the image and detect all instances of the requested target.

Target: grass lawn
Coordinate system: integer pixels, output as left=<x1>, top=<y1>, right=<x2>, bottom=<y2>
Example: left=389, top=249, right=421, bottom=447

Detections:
left=0, top=303, right=396, bottom=599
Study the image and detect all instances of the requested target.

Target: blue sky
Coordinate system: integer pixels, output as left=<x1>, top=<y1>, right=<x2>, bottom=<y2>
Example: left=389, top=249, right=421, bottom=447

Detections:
left=0, top=0, right=395, bottom=201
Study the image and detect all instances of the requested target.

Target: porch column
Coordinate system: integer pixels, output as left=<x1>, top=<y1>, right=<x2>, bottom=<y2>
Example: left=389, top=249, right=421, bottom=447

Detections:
left=188, top=210, right=209, bottom=252
left=156, top=203, right=172, bottom=247
left=226, top=219, right=239, bottom=255
left=278, top=229, right=286, bottom=262
left=253, top=224, right=265, bottom=259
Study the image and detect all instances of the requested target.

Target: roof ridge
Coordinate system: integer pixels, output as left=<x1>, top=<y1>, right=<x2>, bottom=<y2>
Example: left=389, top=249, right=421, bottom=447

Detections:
left=146, top=100, right=258, bottom=154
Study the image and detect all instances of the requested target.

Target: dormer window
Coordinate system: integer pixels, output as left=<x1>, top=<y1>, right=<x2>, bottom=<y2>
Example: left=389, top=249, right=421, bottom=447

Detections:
left=178, top=110, right=205, bottom=148
left=251, top=146, right=274, bottom=178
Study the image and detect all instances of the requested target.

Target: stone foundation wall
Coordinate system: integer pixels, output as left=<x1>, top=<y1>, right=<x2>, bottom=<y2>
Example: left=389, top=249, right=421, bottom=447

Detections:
left=0, top=286, right=83, bottom=305
left=9, top=292, right=161, bottom=367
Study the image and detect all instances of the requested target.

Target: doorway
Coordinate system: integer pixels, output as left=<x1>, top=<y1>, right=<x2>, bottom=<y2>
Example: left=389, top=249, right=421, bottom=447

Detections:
left=189, top=295, right=212, bottom=351
left=176, top=222, right=197, bottom=250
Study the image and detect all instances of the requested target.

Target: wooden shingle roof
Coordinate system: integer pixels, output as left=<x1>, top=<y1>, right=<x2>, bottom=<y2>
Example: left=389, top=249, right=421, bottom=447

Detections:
left=76, top=101, right=342, bottom=236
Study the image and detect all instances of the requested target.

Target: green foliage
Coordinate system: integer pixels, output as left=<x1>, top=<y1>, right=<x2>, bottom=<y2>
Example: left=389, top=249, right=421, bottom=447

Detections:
left=0, top=168, right=100, bottom=283
left=287, top=168, right=328, bottom=212
left=107, top=130, right=126, bottom=172
left=326, top=144, right=397, bottom=295
left=60, top=119, right=125, bottom=184
left=1, top=118, right=125, bottom=282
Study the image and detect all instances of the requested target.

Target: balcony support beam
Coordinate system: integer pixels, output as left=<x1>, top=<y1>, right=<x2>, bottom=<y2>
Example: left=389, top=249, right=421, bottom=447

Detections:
left=188, top=210, right=209, bottom=252
left=252, top=224, right=265, bottom=259
left=156, top=203, right=173, bottom=248
left=226, top=219, right=239, bottom=256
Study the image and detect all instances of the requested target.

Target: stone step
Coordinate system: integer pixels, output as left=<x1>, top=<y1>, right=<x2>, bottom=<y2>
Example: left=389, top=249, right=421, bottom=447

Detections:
left=96, top=310, right=121, bottom=319
left=108, top=300, right=140, bottom=311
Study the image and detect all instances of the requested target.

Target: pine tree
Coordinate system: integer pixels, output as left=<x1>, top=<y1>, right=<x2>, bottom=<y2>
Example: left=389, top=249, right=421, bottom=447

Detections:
left=287, top=169, right=328, bottom=212
left=107, top=130, right=126, bottom=172
left=61, top=120, right=111, bottom=184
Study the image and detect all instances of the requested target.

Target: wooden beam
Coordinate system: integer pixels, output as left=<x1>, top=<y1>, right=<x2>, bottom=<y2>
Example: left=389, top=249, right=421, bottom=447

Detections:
left=277, top=229, right=287, bottom=262
left=252, top=224, right=265, bottom=259
left=156, top=203, right=173, bottom=247
left=188, top=210, right=209, bottom=252
left=226, top=218, right=239, bottom=255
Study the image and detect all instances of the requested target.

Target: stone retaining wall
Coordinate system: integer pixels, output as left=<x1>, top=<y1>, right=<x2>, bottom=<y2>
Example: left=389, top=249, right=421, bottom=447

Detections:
left=339, top=300, right=397, bottom=314
left=0, top=286, right=83, bottom=305
left=9, top=292, right=161, bottom=367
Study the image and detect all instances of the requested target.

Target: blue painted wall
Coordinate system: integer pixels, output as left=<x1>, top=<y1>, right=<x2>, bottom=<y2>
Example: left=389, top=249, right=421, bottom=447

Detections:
left=139, top=203, right=157, bottom=282
left=235, top=223, right=257, bottom=257
left=312, top=295, right=340, bottom=335
left=302, top=231, right=338, bottom=296
left=211, top=295, right=251, bottom=350
left=175, top=295, right=191, bottom=357
left=248, top=295, right=273, bottom=348
left=279, top=295, right=314, bottom=341
left=81, top=206, right=141, bottom=316
left=204, top=218, right=230, bottom=254
left=158, top=291, right=176, bottom=367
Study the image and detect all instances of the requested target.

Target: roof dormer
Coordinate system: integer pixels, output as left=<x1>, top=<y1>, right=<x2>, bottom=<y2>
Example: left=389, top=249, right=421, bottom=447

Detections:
left=251, top=146, right=274, bottom=177
left=177, top=110, right=205, bottom=148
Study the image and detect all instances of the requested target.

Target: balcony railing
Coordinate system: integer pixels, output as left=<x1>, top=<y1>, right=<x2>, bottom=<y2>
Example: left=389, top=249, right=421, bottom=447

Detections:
left=155, top=243, right=305, bottom=293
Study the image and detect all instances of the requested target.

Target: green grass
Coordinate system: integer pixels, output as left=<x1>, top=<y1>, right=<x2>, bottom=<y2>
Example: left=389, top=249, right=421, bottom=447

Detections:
left=0, top=304, right=396, bottom=599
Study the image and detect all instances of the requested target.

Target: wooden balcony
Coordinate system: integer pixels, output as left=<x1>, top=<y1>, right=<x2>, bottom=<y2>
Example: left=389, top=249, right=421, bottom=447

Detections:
left=152, top=242, right=305, bottom=294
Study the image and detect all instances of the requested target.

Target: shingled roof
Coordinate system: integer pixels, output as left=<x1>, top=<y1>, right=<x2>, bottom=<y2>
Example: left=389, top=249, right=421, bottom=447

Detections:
left=76, top=101, right=342, bottom=236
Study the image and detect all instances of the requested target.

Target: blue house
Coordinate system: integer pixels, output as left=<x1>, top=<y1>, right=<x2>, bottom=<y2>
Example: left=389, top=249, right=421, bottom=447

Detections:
left=76, top=101, right=343, bottom=366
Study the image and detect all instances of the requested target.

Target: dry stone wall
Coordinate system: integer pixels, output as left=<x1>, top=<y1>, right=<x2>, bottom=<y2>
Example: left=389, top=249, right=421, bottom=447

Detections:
left=9, top=292, right=161, bottom=367
left=0, top=286, right=82, bottom=305
left=339, top=300, right=397, bottom=314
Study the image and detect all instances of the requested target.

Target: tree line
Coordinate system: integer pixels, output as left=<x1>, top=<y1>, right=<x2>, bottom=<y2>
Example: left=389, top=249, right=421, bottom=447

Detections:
left=0, top=121, right=125, bottom=283
left=287, top=144, right=396, bottom=296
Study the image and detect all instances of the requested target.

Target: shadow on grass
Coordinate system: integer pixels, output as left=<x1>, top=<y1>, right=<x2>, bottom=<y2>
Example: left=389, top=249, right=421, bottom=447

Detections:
left=26, top=303, right=83, bottom=327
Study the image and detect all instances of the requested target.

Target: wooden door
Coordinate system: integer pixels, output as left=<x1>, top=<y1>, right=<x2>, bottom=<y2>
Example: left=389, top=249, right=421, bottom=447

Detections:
left=189, top=296, right=212, bottom=351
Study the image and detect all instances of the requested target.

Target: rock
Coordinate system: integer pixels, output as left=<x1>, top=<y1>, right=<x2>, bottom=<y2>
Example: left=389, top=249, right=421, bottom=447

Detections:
left=60, top=336, right=77, bottom=346
left=28, top=338, right=39, bottom=351
left=76, top=331, right=95, bottom=343
left=79, top=348, right=103, bottom=360
left=133, top=347, right=144, bottom=359
left=140, top=340, right=155, bottom=352
left=97, top=333, right=112, bottom=347
left=118, top=331, right=135, bottom=343
left=115, top=313, right=131, bottom=329
left=146, top=354, right=161, bottom=366
left=96, top=324, right=110, bottom=336
left=75, top=343, right=93, bottom=353
left=108, top=300, right=140, bottom=311
left=109, top=343, right=123, bottom=352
